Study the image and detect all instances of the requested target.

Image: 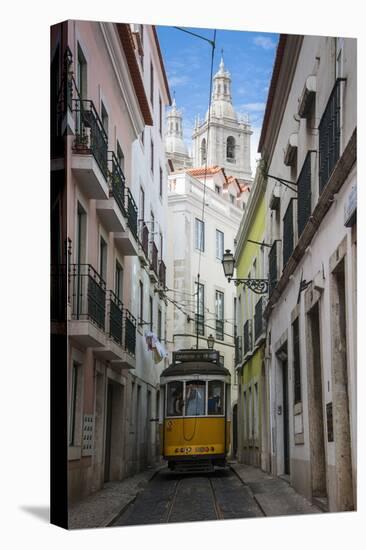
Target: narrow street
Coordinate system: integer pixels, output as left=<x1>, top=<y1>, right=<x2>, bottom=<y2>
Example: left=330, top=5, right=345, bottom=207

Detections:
left=112, top=465, right=321, bottom=526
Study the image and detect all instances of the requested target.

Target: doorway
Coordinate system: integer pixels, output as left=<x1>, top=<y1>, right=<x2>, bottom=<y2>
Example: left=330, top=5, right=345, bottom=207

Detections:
left=282, top=358, right=290, bottom=475
left=104, top=382, right=113, bottom=482
left=232, top=404, right=238, bottom=458
left=308, top=302, right=327, bottom=500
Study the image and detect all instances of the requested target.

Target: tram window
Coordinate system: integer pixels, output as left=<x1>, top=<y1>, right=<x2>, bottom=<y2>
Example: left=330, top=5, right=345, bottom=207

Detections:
left=167, top=381, right=184, bottom=417
left=185, top=381, right=206, bottom=416
left=208, top=381, right=224, bottom=415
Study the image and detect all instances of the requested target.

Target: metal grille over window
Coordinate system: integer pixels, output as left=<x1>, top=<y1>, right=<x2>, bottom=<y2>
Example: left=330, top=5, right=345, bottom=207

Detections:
left=254, top=297, right=265, bottom=341
left=297, top=152, right=312, bottom=238
left=235, top=335, right=242, bottom=365
left=319, top=79, right=343, bottom=193
left=283, top=200, right=294, bottom=268
left=244, top=319, right=253, bottom=356
left=268, top=241, right=278, bottom=295
left=82, top=415, right=94, bottom=456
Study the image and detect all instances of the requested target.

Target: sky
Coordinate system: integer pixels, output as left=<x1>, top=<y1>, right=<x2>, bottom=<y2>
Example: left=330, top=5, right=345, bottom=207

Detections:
left=157, top=25, right=279, bottom=174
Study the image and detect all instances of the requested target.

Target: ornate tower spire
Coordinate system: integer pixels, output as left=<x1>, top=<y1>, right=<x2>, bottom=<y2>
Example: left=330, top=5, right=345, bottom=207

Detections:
left=165, top=96, right=191, bottom=170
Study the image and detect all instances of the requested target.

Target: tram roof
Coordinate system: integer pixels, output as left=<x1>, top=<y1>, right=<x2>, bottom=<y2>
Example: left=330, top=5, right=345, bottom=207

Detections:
left=161, top=361, right=231, bottom=378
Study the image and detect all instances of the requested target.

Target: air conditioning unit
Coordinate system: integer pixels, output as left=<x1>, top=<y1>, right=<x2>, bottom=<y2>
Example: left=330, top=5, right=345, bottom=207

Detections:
left=298, top=75, right=316, bottom=118
left=269, top=186, right=280, bottom=211
left=284, top=132, right=298, bottom=166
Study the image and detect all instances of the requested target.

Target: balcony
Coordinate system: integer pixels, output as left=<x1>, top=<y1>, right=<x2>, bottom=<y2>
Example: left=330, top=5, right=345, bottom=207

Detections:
left=254, top=297, right=266, bottom=343
left=319, top=79, right=343, bottom=193
left=71, top=99, right=109, bottom=200
left=109, top=308, right=137, bottom=369
left=149, top=241, right=159, bottom=283
left=268, top=241, right=278, bottom=296
left=235, top=335, right=242, bottom=366
left=243, top=319, right=253, bottom=358
left=138, top=222, right=149, bottom=265
left=69, top=264, right=107, bottom=347
left=51, top=49, right=75, bottom=165
left=96, top=152, right=127, bottom=232
left=297, top=152, right=312, bottom=238
left=215, top=319, right=224, bottom=341
left=114, top=189, right=139, bottom=256
left=283, top=200, right=294, bottom=270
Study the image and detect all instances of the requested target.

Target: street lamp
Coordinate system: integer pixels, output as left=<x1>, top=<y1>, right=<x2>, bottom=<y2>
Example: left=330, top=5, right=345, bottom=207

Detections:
left=207, top=334, right=215, bottom=349
left=221, top=249, right=269, bottom=295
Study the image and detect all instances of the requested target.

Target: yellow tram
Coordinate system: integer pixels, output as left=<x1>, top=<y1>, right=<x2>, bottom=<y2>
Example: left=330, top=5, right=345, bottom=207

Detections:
left=159, top=349, right=231, bottom=473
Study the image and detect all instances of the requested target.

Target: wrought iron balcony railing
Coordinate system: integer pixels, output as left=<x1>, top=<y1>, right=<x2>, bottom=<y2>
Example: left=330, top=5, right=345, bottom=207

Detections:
left=70, top=264, right=106, bottom=330
left=235, top=335, right=243, bottom=365
left=215, top=318, right=224, bottom=341
left=319, top=78, right=343, bottom=193
left=51, top=264, right=67, bottom=321
left=268, top=240, right=278, bottom=296
left=283, top=200, right=294, bottom=269
left=124, top=309, right=137, bottom=356
left=243, top=319, right=253, bottom=356
left=108, top=290, right=123, bottom=346
left=195, top=313, right=205, bottom=336
left=73, top=99, right=108, bottom=180
left=158, top=260, right=166, bottom=288
left=150, top=241, right=158, bottom=276
left=126, top=188, right=138, bottom=240
left=254, top=297, right=265, bottom=342
left=108, top=151, right=127, bottom=217
left=297, top=152, right=312, bottom=238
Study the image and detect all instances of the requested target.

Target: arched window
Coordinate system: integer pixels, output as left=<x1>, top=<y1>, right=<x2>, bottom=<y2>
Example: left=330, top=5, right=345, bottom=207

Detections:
left=224, top=84, right=227, bottom=94
left=201, top=138, right=207, bottom=164
left=218, top=84, right=221, bottom=95
left=226, top=136, right=235, bottom=160
left=176, top=122, right=179, bottom=132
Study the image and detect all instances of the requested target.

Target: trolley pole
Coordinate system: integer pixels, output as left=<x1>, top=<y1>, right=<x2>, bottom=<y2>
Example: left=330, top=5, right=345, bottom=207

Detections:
left=196, top=274, right=200, bottom=349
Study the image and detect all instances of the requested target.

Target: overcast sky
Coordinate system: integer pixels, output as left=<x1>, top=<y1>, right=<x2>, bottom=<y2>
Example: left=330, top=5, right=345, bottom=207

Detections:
left=157, top=25, right=278, bottom=174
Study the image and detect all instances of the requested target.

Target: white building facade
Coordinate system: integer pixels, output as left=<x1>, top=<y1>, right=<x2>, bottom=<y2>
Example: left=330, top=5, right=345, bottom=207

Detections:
left=166, top=167, right=250, bottom=454
left=260, top=34, right=357, bottom=512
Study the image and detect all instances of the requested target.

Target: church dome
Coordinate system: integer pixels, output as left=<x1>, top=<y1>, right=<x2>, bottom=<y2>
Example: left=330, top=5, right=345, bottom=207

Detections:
left=208, top=100, right=237, bottom=120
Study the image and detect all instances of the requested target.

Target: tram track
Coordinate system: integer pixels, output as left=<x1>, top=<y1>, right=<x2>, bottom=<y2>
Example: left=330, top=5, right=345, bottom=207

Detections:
left=165, top=477, right=183, bottom=523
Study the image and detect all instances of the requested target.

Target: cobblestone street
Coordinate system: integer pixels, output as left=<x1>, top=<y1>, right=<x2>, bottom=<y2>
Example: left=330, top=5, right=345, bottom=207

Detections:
left=112, top=465, right=322, bottom=527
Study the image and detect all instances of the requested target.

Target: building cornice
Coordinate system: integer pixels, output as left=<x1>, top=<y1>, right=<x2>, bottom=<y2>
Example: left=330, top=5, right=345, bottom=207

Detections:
left=258, top=34, right=303, bottom=163
left=234, top=170, right=265, bottom=261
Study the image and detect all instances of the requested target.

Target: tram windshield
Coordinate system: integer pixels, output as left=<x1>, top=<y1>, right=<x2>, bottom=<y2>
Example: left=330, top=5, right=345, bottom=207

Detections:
left=208, top=380, right=224, bottom=415
left=166, top=381, right=184, bottom=417
left=185, top=381, right=206, bottom=416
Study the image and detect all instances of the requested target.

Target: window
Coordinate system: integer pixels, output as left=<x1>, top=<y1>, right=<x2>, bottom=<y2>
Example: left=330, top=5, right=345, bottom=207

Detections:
left=139, top=281, right=144, bottom=324
left=69, top=362, right=79, bottom=446
left=99, top=236, right=107, bottom=281
left=158, top=308, right=162, bottom=340
left=76, top=202, right=86, bottom=264
left=101, top=101, right=108, bottom=136
left=159, top=166, right=163, bottom=198
left=77, top=44, right=87, bottom=99
left=159, top=232, right=163, bottom=260
left=226, top=136, right=235, bottom=160
left=167, top=381, right=184, bottom=417
left=150, top=61, right=154, bottom=106
left=150, top=138, right=154, bottom=174
left=115, top=260, right=123, bottom=300
left=216, top=229, right=224, bottom=260
left=283, top=200, right=294, bottom=268
left=159, top=96, right=162, bottom=135
left=195, top=282, right=205, bottom=336
left=185, top=381, right=206, bottom=416
left=293, top=317, right=301, bottom=404
left=139, top=186, right=145, bottom=220
left=151, top=211, right=155, bottom=236
left=201, top=138, right=207, bottom=164
left=208, top=381, right=224, bottom=415
left=215, top=290, right=224, bottom=341
left=195, top=218, right=205, bottom=251
left=149, top=296, right=153, bottom=331
left=254, top=383, right=259, bottom=438
left=215, top=185, right=220, bottom=194
left=230, top=194, right=235, bottom=204
left=117, top=141, right=125, bottom=173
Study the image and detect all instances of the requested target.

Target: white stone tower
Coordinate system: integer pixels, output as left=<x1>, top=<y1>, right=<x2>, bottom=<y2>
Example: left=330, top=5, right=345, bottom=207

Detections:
left=165, top=97, right=192, bottom=170
left=192, top=55, right=252, bottom=181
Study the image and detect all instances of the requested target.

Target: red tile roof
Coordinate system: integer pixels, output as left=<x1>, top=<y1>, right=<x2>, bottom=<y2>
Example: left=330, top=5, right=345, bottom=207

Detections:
left=186, top=165, right=223, bottom=177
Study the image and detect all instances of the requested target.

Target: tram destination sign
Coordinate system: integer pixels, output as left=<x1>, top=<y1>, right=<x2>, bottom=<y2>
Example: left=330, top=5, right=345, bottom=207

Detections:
left=173, top=349, right=220, bottom=364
